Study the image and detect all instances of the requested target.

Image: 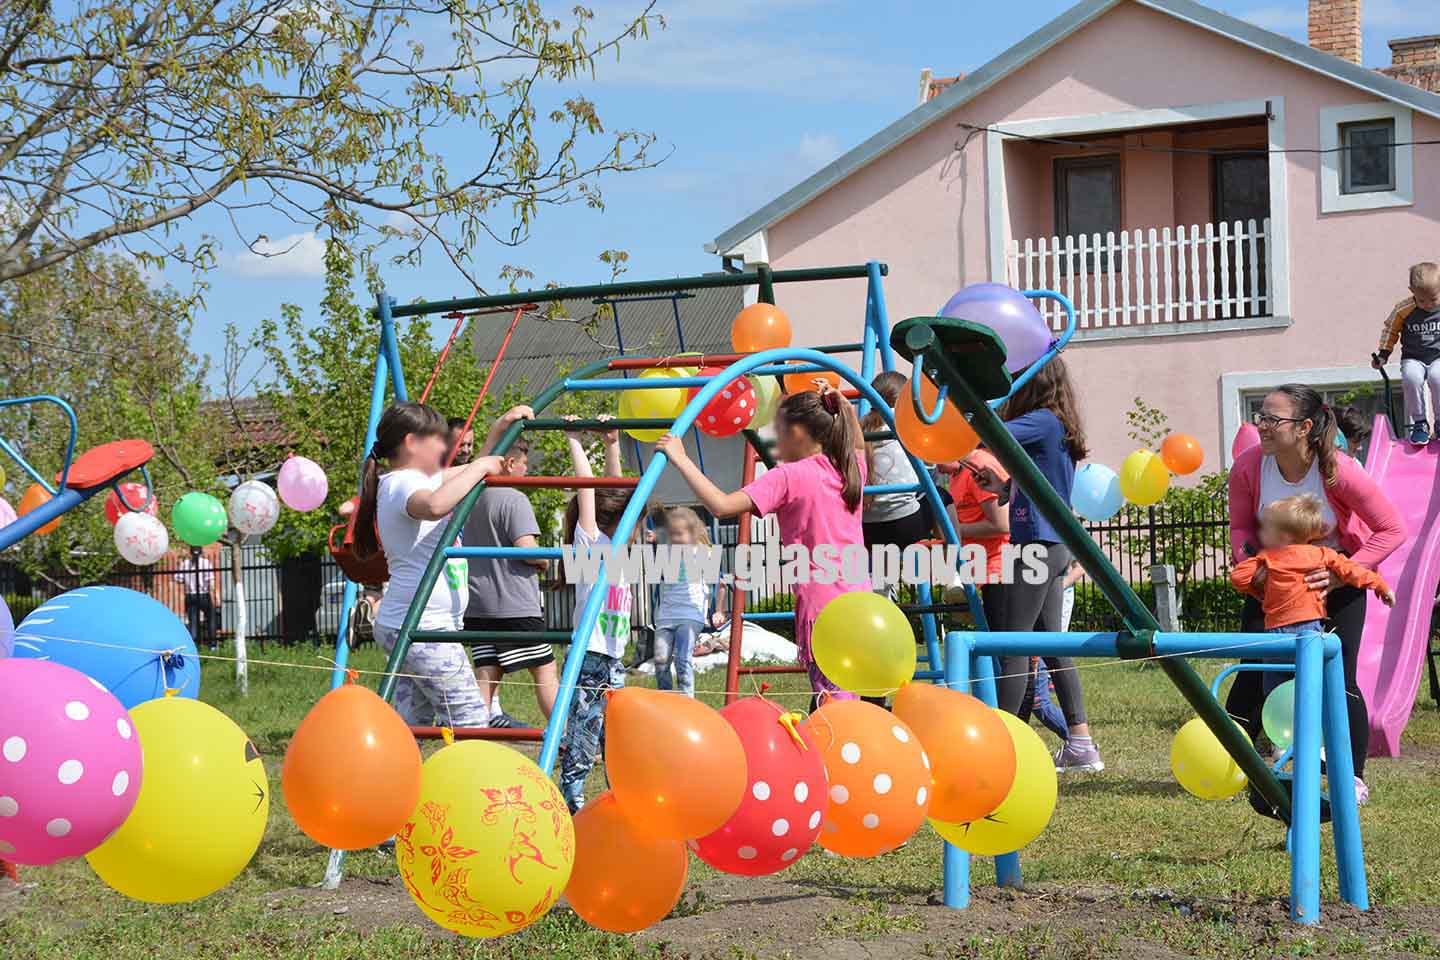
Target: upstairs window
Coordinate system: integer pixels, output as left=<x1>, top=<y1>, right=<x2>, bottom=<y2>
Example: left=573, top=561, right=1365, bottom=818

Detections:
left=1340, top=118, right=1396, bottom=194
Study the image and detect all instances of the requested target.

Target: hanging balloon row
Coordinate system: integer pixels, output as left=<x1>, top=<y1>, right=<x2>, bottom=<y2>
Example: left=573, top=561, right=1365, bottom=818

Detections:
left=1070, top=432, right=1205, bottom=522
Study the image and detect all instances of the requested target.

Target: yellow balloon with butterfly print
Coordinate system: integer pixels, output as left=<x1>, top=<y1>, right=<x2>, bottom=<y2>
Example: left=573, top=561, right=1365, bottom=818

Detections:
left=395, top=741, right=574, bottom=938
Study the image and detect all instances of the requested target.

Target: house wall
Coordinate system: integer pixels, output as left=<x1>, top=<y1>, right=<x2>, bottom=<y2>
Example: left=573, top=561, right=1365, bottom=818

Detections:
left=762, top=1, right=1440, bottom=473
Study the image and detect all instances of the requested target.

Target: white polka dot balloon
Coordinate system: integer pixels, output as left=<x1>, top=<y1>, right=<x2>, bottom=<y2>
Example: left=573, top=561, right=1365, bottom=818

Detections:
left=0, top=659, right=142, bottom=864
left=688, top=367, right=756, bottom=439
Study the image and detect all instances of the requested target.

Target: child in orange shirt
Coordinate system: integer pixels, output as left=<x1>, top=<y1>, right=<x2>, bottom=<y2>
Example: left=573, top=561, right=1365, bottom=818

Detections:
left=1231, top=493, right=1394, bottom=697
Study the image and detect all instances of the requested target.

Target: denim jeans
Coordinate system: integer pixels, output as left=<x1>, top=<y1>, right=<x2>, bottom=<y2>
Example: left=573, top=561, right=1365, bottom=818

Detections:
left=559, top=651, right=625, bottom=812
left=1263, top=619, right=1322, bottom=698
left=1031, top=661, right=1070, bottom=742
left=653, top=620, right=700, bottom=697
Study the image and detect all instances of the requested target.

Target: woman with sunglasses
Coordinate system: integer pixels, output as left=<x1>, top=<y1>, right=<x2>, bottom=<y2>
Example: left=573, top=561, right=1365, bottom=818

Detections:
left=1228, top=385, right=1405, bottom=810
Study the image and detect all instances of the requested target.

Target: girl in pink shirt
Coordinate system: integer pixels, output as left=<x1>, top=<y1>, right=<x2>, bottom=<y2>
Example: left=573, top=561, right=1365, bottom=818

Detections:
left=658, top=382, right=870, bottom=704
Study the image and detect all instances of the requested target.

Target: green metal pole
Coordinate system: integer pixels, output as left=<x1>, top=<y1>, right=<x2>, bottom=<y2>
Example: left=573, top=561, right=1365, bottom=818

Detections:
left=908, top=324, right=1292, bottom=821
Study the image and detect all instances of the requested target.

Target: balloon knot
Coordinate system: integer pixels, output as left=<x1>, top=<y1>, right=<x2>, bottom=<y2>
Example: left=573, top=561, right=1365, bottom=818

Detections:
left=440, top=727, right=455, bottom=746
left=163, top=687, right=180, bottom=698
left=345, top=669, right=360, bottom=685
left=777, top=712, right=808, bottom=751
left=161, top=650, right=184, bottom=669
left=759, top=682, right=772, bottom=695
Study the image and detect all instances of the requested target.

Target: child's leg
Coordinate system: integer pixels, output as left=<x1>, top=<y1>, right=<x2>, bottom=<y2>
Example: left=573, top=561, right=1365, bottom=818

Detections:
left=1425, top=359, right=1440, bottom=427
left=671, top=621, right=700, bottom=697
left=1033, top=662, right=1070, bottom=741
left=1401, top=359, right=1428, bottom=425
left=806, top=660, right=858, bottom=703
left=559, top=653, right=621, bottom=812
left=652, top=626, right=675, bottom=691
left=405, top=642, right=491, bottom=729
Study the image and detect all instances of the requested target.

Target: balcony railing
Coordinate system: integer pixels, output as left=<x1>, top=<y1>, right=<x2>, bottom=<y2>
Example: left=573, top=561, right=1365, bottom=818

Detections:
left=1006, top=218, right=1273, bottom=332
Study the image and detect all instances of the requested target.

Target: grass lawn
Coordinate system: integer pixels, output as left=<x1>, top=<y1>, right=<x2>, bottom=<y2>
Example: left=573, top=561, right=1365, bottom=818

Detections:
left=3, top=641, right=1438, bottom=959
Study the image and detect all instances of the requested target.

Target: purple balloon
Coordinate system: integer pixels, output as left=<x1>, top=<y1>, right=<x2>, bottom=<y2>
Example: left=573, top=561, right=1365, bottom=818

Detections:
left=277, top=454, right=329, bottom=512
left=940, top=283, right=1052, bottom=374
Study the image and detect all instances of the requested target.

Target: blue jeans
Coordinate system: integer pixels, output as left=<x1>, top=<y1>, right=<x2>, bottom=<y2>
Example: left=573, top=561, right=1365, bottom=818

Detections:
left=1032, top=661, right=1069, bottom=742
left=1264, top=620, right=1321, bottom=697
left=653, top=620, right=700, bottom=697
left=559, top=651, right=625, bottom=813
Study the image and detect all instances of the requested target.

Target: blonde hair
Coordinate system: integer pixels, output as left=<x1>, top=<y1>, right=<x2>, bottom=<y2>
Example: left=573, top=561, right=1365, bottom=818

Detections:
left=660, top=505, right=711, bottom=546
left=1263, top=494, right=1328, bottom=543
left=1410, top=262, right=1440, bottom=296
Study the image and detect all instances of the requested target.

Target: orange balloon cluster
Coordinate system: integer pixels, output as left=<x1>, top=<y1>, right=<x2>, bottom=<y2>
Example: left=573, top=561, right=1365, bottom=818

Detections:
left=731, top=303, right=792, bottom=354
left=567, top=792, right=689, bottom=933
left=18, top=483, right=59, bottom=535
left=895, top=376, right=978, bottom=464
left=892, top=682, right=1015, bottom=823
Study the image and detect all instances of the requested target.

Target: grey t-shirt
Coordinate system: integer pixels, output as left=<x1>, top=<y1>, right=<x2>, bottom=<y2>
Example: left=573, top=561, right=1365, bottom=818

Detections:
left=464, top=487, right=543, bottom=619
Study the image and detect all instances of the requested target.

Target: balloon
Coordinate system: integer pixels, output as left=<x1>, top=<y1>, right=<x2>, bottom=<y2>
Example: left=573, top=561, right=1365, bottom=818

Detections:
left=86, top=698, right=268, bottom=902
left=781, top=362, right=841, bottom=395
left=277, top=454, right=329, bottom=512
left=0, top=496, right=15, bottom=529
left=0, top=462, right=5, bottom=489
left=1070, top=463, right=1124, bottom=521
left=689, top=367, right=755, bottom=438
left=731, top=303, right=792, bottom=353
left=172, top=491, right=227, bottom=546
left=1160, top=433, right=1204, bottom=475
left=931, top=709, right=1057, bottom=856
left=1118, top=449, right=1170, bottom=506
left=606, top=687, right=747, bottom=839
left=396, top=741, right=572, bottom=937
left=618, top=368, right=689, bottom=442
left=13, top=586, right=200, bottom=707
left=895, top=375, right=979, bottom=465
left=940, top=284, right=1051, bottom=374
left=1335, top=431, right=1349, bottom=451
left=114, top=511, right=169, bottom=566
left=1170, top=717, right=1248, bottom=800
left=282, top=684, right=422, bottom=850
left=568, top=791, right=688, bottom=932
left=1231, top=423, right=1261, bottom=459
left=801, top=701, right=930, bottom=857
left=0, top=595, right=12, bottom=659
left=0, top=659, right=143, bottom=865
left=746, top=373, right=782, bottom=429
left=1262, top=680, right=1296, bottom=751
left=102, top=482, right=157, bottom=526
left=18, top=483, right=59, bottom=535
left=228, top=480, right=280, bottom=536
left=692, top=696, right=829, bottom=876
left=811, top=592, right=915, bottom=697
left=892, top=682, right=1015, bottom=823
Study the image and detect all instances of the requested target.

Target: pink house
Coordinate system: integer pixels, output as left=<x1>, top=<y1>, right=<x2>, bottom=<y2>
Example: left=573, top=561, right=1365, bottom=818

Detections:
left=707, top=0, right=1440, bottom=471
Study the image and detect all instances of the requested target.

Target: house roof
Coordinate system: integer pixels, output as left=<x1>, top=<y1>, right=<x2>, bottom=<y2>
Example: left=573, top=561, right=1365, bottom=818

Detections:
left=706, top=0, right=1440, bottom=257
left=468, top=284, right=744, bottom=398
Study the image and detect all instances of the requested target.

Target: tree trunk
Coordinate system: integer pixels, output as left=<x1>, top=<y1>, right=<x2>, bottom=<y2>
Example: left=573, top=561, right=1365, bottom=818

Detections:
left=230, top=538, right=248, bottom=696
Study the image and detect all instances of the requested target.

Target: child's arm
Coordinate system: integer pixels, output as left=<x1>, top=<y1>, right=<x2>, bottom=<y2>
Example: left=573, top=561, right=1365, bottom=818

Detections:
left=957, top=497, right=1008, bottom=540
left=1375, top=298, right=1413, bottom=365
left=406, top=456, right=505, bottom=520
left=655, top=434, right=755, bottom=518
left=1324, top=550, right=1396, bottom=606
left=598, top=415, right=623, bottom=478
left=562, top=416, right=599, bottom=536
left=477, top=405, right=535, bottom=457
left=1230, top=556, right=1266, bottom=597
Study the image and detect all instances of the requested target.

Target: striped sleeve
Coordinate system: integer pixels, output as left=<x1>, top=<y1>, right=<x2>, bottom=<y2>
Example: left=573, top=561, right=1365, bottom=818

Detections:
left=1378, top=298, right=1416, bottom=355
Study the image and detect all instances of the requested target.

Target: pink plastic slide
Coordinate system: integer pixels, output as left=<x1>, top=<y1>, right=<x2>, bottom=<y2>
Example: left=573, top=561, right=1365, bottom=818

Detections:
left=1356, top=414, right=1440, bottom=757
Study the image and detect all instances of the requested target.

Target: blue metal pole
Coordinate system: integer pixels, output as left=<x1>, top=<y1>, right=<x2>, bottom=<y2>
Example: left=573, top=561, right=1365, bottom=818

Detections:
left=1322, top=646, right=1369, bottom=910
left=970, top=653, right=1022, bottom=888
left=605, top=298, right=647, bottom=474
left=1290, top=630, right=1323, bottom=925
left=0, top=395, right=80, bottom=493
left=377, top=294, right=408, bottom=400
left=942, top=630, right=971, bottom=909
left=867, top=261, right=895, bottom=373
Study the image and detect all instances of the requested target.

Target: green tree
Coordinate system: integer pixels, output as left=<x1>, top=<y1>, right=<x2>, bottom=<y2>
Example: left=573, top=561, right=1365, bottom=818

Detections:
left=0, top=1, right=661, bottom=285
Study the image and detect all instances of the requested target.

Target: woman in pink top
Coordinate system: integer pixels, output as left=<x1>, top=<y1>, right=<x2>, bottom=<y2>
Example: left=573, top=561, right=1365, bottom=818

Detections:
left=658, top=382, right=870, bottom=705
left=1228, top=384, right=1404, bottom=809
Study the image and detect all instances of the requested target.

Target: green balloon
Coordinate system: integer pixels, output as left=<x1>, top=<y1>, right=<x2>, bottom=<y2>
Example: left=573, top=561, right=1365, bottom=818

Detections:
left=172, top=492, right=227, bottom=546
left=1261, top=679, right=1295, bottom=751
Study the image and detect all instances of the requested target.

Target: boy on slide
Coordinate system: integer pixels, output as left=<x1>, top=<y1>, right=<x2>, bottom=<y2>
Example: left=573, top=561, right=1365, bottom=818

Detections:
left=1373, top=262, right=1440, bottom=445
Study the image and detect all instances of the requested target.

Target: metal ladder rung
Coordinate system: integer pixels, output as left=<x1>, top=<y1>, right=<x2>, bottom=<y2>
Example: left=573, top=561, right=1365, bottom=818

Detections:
left=409, top=629, right=575, bottom=643
left=409, top=725, right=545, bottom=742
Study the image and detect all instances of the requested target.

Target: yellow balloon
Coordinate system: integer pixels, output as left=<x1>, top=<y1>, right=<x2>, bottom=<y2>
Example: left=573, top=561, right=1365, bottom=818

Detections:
left=618, top=368, right=691, bottom=442
left=810, top=592, right=915, bottom=697
left=746, top=372, right=782, bottom=429
left=931, top=709, right=1057, bottom=856
left=396, top=741, right=574, bottom=938
left=86, top=698, right=270, bottom=903
left=1118, top=449, right=1170, bottom=506
left=1170, top=717, right=1248, bottom=800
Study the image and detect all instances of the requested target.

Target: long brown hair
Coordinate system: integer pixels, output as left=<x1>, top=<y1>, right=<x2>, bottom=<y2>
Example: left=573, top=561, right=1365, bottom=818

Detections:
left=1270, top=384, right=1339, bottom=485
left=354, top=401, right=448, bottom=558
left=860, top=371, right=906, bottom=435
left=563, top=489, right=635, bottom=544
left=776, top=390, right=863, bottom=512
left=998, top=356, right=1088, bottom=462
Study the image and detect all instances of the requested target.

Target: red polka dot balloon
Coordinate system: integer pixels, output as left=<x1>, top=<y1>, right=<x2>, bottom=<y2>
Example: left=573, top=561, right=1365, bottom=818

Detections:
left=689, top=367, right=755, bottom=438
left=691, top=696, right=828, bottom=875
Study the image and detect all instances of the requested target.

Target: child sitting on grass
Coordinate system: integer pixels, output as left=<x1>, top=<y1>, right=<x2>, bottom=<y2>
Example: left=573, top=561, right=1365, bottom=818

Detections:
left=1373, top=261, right=1440, bottom=445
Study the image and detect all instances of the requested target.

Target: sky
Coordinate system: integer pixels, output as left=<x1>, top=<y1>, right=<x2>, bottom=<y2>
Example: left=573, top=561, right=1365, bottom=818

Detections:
left=150, top=0, right=1434, bottom=386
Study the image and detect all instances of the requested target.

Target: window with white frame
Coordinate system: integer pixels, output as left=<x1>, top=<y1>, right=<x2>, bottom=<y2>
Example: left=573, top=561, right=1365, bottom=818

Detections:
left=1319, top=103, right=1413, bottom=213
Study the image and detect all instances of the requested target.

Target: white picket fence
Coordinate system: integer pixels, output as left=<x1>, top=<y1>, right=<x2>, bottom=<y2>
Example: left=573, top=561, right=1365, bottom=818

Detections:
left=1006, top=218, right=1273, bottom=331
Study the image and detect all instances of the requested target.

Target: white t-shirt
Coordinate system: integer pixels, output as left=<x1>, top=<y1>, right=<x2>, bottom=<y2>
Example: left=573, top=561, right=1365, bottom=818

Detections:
left=863, top=439, right=921, bottom=523
left=571, top=524, right=633, bottom=657
left=655, top=569, right=708, bottom=627
left=1257, top=455, right=1340, bottom=550
left=375, top=469, right=467, bottom=632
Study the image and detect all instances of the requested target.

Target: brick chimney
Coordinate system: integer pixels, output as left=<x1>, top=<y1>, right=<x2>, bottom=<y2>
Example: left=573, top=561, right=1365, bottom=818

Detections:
left=1308, top=0, right=1362, bottom=64
left=1381, top=36, right=1440, bottom=93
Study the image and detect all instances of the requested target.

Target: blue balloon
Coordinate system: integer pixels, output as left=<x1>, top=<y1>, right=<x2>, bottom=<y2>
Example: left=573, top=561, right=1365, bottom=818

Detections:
left=1071, top=463, right=1124, bottom=521
left=0, top=594, right=11, bottom=659
left=12, top=585, right=200, bottom=707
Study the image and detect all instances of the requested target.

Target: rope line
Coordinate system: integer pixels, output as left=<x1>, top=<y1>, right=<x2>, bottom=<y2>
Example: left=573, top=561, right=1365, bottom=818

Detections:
left=445, top=306, right=524, bottom=468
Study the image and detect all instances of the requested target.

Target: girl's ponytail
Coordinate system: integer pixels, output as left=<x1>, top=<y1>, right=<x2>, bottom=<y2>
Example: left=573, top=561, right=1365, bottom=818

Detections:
left=353, top=452, right=383, bottom=559
left=352, top=401, right=448, bottom=558
left=778, top=390, right=863, bottom=512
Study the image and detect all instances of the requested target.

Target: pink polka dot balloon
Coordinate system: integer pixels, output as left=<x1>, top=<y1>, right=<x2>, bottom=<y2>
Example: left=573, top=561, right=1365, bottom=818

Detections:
left=0, top=659, right=142, bottom=865
left=691, top=696, right=827, bottom=876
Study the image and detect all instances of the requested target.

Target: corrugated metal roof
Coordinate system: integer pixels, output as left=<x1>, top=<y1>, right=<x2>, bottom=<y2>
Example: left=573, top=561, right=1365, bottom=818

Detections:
left=468, top=283, right=745, bottom=398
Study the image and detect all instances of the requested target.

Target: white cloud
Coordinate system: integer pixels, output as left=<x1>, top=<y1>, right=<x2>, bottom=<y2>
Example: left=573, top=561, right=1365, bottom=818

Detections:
left=229, top=232, right=327, bottom=277
left=794, top=132, right=842, bottom=171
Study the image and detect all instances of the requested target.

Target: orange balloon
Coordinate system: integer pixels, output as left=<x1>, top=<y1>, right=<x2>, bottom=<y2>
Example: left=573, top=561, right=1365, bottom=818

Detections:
left=892, top=682, right=1016, bottom=823
left=731, top=303, right=792, bottom=353
left=782, top=362, right=841, bottom=395
left=18, top=483, right=59, bottom=535
left=606, top=688, right=747, bottom=839
left=1160, top=433, right=1204, bottom=475
left=282, top=684, right=422, bottom=850
left=800, top=700, right=930, bottom=858
left=895, top=376, right=979, bottom=465
left=566, top=791, right=688, bottom=933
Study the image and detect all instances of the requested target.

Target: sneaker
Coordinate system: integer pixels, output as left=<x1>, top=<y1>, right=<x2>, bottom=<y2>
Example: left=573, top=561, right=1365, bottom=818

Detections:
left=377, top=837, right=396, bottom=855
left=1054, top=741, right=1104, bottom=773
left=1354, top=776, right=1370, bottom=806
left=1409, top=420, right=1431, bottom=445
left=488, top=711, right=518, bottom=729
